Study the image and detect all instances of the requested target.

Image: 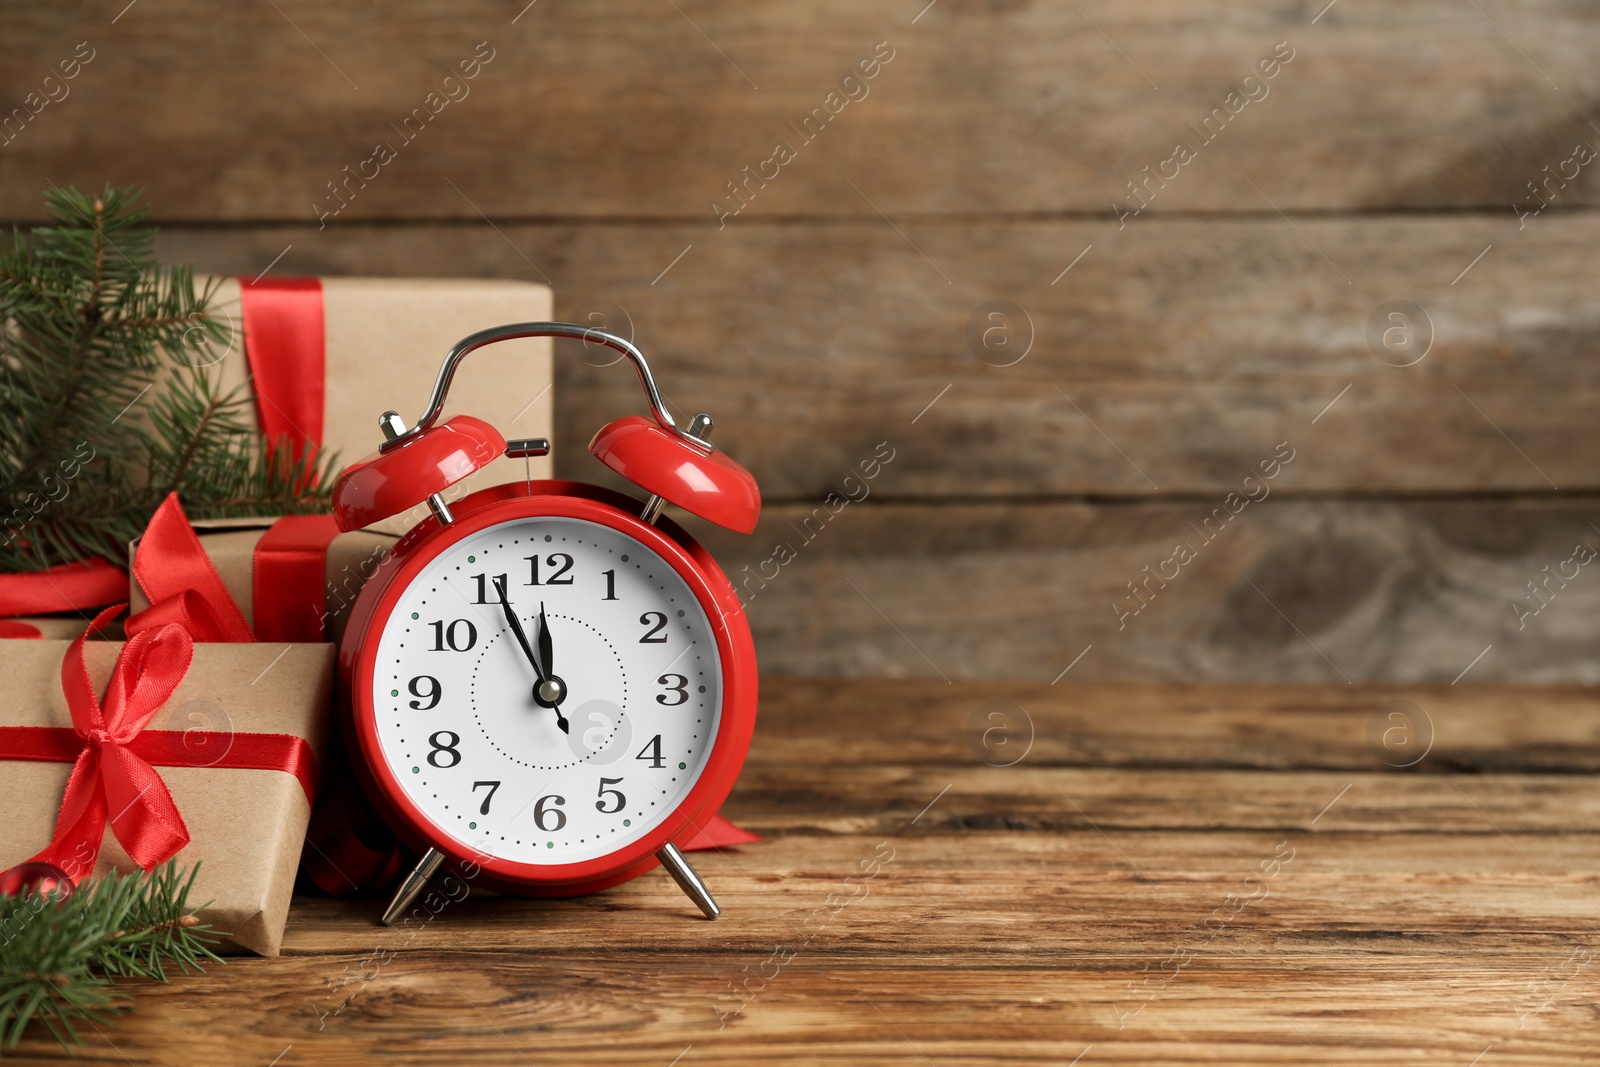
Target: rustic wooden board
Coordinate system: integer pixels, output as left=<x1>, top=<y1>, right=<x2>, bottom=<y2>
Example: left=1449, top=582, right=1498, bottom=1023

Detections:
left=685, top=497, right=1600, bottom=683
left=271, top=832, right=1600, bottom=955
left=153, top=216, right=1600, bottom=499
left=22, top=952, right=1600, bottom=1065
left=750, top=679, right=1600, bottom=771
left=728, top=764, right=1600, bottom=834
left=3, top=2, right=1597, bottom=220
left=11, top=680, right=1599, bottom=1065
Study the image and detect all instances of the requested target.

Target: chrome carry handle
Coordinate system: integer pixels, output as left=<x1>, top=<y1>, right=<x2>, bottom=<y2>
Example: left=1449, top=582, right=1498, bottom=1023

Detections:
left=378, top=321, right=712, bottom=453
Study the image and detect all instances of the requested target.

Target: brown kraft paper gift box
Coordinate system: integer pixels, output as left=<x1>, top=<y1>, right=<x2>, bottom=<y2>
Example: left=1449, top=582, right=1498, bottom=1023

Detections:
left=0, top=639, right=334, bottom=956
left=128, top=516, right=398, bottom=644
left=198, top=276, right=555, bottom=521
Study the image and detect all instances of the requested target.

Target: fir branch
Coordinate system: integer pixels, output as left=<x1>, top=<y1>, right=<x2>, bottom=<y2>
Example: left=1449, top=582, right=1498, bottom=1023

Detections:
left=0, top=185, right=333, bottom=571
left=154, top=370, right=229, bottom=493
left=0, top=862, right=222, bottom=1053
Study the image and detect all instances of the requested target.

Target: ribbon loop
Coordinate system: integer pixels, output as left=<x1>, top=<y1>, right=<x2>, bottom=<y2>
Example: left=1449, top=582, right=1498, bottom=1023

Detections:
left=0, top=558, right=128, bottom=642
left=29, top=604, right=194, bottom=874
left=96, top=619, right=195, bottom=740
left=128, top=494, right=255, bottom=642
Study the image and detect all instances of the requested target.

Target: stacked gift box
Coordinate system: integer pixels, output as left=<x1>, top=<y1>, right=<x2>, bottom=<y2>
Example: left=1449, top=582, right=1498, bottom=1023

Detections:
left=0, top=276, right=554, bottom=954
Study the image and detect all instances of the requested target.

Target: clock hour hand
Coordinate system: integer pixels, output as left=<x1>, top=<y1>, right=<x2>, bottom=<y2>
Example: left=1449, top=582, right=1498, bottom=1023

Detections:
left=536, top=600, right=554, bottom=680
left=493, top=576, right=568, bottom=734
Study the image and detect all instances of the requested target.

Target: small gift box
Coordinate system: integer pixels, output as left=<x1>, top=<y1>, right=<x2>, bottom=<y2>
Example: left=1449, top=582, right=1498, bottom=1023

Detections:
left=187, top=276, right=555, bottom=495
left=127, top=497, right=396, bottom=644
left=0, top=610, right=332, bottom=955
left=121, top=494, right=411, bottom=897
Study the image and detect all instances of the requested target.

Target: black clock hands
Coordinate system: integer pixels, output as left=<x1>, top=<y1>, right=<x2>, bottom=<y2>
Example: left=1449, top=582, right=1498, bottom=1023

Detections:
left=493, top=575, right=568, bottom=734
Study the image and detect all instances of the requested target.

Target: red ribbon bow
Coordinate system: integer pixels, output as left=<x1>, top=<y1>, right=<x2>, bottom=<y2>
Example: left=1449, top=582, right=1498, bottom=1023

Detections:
left=2, top=604, right=321, bottom=879
left=28, top=605, right=194, bottom=873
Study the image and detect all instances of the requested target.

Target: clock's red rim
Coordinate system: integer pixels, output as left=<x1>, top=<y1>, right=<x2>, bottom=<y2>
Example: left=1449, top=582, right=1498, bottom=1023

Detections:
left=339, top=480, right=758, bottom=894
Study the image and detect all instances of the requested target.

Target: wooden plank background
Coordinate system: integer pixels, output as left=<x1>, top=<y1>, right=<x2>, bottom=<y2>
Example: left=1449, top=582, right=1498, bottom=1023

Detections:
left=3, top=1, right=1596, bottom=682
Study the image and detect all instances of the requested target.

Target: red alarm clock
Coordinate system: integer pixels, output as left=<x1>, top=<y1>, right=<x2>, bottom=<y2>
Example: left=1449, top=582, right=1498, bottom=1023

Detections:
left=331, top=323, right=760, bottom=924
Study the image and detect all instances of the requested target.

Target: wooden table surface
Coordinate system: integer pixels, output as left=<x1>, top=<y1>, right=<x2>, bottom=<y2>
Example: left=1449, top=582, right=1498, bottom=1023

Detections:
left=15, top=678, right=1600, bottom=1065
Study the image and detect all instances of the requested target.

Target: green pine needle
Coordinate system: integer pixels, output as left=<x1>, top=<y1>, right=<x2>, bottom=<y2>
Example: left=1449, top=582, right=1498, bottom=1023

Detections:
left=0, top=184, right=334, bottom=573
left=0, top=862, right=224, bottom=1052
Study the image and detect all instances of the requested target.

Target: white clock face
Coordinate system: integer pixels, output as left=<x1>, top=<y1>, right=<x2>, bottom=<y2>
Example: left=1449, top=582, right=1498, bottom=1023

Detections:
left=370, top=515, right=723, bottom=865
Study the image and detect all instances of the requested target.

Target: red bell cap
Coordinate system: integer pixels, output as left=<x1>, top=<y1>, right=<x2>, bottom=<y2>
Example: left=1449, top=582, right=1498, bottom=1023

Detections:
left=332, top=415, right=507, bottom=531
left=590, top=416, right=761, bottom=533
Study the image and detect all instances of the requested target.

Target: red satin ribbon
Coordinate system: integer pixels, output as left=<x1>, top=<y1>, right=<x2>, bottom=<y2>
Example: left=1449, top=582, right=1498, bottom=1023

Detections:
left=128, top=495, right=255, bottom=642
left=0, top=558, right=129, bottom=640
left=5, top=604, right=315, bottom=876
left=254, top=514, right=340, bottom=642
left=0, top=725, right=317, bottom=800
left=239, top=277, right=326, bottom=474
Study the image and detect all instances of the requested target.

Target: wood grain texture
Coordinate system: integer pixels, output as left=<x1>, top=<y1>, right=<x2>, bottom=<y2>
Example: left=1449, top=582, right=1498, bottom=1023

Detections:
left=1, top=1, right=1596, bottom=687
left=751, top=678, right=1600, bottom=771
left=11, top=679, right=1599, bottom=1065
left=686, top=497, right=1600, bottom=683
left=2, top=2, right=1598, bottom=220
left=153, top=217, right=1600, bottom=500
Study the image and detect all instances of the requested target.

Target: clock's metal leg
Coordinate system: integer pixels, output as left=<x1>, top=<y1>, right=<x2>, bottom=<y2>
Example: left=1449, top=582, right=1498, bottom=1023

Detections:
left=381, top=848, right=445, bottom=926
left=657, top=842, right=720, bottom=919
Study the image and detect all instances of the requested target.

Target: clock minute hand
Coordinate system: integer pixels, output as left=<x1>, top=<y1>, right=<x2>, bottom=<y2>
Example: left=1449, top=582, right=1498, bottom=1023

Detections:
left=493, top=576, right=568, bottom=734
left=493, top=576, right=544, bottom=682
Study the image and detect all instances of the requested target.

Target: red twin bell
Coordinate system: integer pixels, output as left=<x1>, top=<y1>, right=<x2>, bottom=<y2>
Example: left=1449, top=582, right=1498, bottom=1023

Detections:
left=332, top=324, right=760, bottom=535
